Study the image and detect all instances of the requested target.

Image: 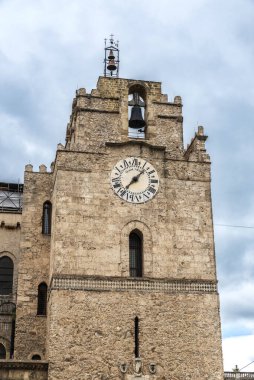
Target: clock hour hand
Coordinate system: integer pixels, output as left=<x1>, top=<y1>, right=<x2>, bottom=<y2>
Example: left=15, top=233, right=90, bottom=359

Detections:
left=126, top=170, right=144, bottom=189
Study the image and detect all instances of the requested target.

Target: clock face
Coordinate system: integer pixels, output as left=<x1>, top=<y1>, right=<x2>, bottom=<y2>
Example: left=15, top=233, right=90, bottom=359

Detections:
left=110, top=157, right=159, bottom=204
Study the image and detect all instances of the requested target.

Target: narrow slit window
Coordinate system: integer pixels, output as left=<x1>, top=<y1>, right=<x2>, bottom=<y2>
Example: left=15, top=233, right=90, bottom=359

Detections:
left=0, top=256, right=14, bottom=295
left=129, top=231, right=143, bottom=277
left=10, top=318, right=15, bottom=359
left=42, top=201, right=52, bottom=235
left=37, top=282, right=47, bottom=316
left=134, top=316, right=139, bottom=358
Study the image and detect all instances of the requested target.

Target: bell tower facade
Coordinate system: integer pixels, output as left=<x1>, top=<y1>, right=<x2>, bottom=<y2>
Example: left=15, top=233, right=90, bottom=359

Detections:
left=14, top=75, right=224, bottom=380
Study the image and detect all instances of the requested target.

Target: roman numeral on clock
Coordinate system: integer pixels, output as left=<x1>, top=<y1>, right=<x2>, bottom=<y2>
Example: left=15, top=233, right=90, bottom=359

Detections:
left=132, top=158, right=139, bottom=167
left=147, top=187, right=156, bottom=194
left=112, top=177, right=121, bottom=188
left=134, top=195, right=141, bottom=202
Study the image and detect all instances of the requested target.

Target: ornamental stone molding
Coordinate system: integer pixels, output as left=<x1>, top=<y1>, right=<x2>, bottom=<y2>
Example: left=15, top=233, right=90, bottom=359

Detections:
left=50, top=275, right=217, bottom=294
left=0, top=360, right=48, bottom=370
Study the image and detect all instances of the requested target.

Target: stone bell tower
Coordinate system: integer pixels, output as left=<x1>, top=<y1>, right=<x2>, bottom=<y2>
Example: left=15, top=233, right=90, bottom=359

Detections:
left=13, top=37, right=224, bottom=380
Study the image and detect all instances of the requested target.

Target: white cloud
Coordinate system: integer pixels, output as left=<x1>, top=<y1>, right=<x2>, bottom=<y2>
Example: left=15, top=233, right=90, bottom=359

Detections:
left=223, top=335, right=254, bottom=371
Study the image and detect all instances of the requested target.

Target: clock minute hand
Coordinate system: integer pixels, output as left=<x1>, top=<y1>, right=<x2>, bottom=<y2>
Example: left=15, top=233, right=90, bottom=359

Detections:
left=135, top=169, right=144, bottom=180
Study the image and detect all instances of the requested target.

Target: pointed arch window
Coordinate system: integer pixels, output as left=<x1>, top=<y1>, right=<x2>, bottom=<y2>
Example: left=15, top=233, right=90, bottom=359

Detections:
left=129, top=231, right=143, bottom=277
left=0, top=343, right=6, bottom=359
left=37, top=282, right=47, bottom=316
left=0, top=256, right=14, bottom=295
left=42, top=201, right=52, bottom=235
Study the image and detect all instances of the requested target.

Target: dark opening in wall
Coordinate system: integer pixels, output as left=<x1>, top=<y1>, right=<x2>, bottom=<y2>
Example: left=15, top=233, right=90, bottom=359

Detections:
left=134, top=316, right=139, bottom=358
left=129, top=230, right=143, bottom=277
left=37, top=283, right=47, bottom=316
left=42, top=201, right=52, bottom=235
left=0, top=256, right=14, bottom=295
left=0, top=343, right=6, bottom=359
left=32, top=354, right=41, bottom=360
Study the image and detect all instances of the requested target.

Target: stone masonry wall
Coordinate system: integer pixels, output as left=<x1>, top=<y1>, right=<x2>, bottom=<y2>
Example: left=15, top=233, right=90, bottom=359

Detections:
left=15, top=170, right=52, bottom=360
left=47, top=288, right=223, bottom=380
left=45, top=76, right=223, bottom=380
left=50, top=143, right=215, bottom=281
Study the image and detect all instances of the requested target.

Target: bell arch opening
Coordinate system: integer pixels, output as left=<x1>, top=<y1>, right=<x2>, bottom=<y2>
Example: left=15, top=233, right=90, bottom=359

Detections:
left=128, top=85, right=146, bottom=139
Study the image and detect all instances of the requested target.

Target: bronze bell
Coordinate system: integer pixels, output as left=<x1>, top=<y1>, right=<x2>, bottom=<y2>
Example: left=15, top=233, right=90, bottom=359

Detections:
left=129, top=105, right=146, bottom=128
left=108, top=49, right=115, bottom=60
left=107, top=59, right=117, bottom=71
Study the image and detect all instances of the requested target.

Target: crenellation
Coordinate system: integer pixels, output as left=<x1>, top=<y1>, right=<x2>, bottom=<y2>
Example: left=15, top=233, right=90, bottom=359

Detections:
left=25, top=164, right=33, bottom=172
left=39, top=165, right=47, bottom=173
left=57, top=143, right=65, bottom=151
left=76, top=87, right=86, bottom=96
left=174, top=95, right=182, bottom=104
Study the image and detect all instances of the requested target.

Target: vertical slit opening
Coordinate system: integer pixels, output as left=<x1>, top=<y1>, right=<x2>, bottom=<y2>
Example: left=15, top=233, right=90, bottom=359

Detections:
left=134, top=316, right=139, bottom=358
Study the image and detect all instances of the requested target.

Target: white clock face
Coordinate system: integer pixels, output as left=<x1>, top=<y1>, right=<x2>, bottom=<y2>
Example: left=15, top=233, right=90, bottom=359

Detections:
left=110, top=157, right=159, bottom=204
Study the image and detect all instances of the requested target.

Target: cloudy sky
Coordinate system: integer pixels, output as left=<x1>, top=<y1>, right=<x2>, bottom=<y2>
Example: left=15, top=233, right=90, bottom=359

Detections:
left=1, top=0, right=254, bottom=371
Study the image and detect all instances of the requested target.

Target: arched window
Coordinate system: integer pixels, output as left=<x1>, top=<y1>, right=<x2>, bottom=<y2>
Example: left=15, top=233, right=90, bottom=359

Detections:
left=32, top=354, right=41, bottom=360
left=37, top=282, right=47, bottom=316
left=42, top=201, right=52, bottom=235
left=0, top=343, right=6, bottom=359
left=0, top=256, right=14, bottom=295
left=129, top=231, right=143, bottom=277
